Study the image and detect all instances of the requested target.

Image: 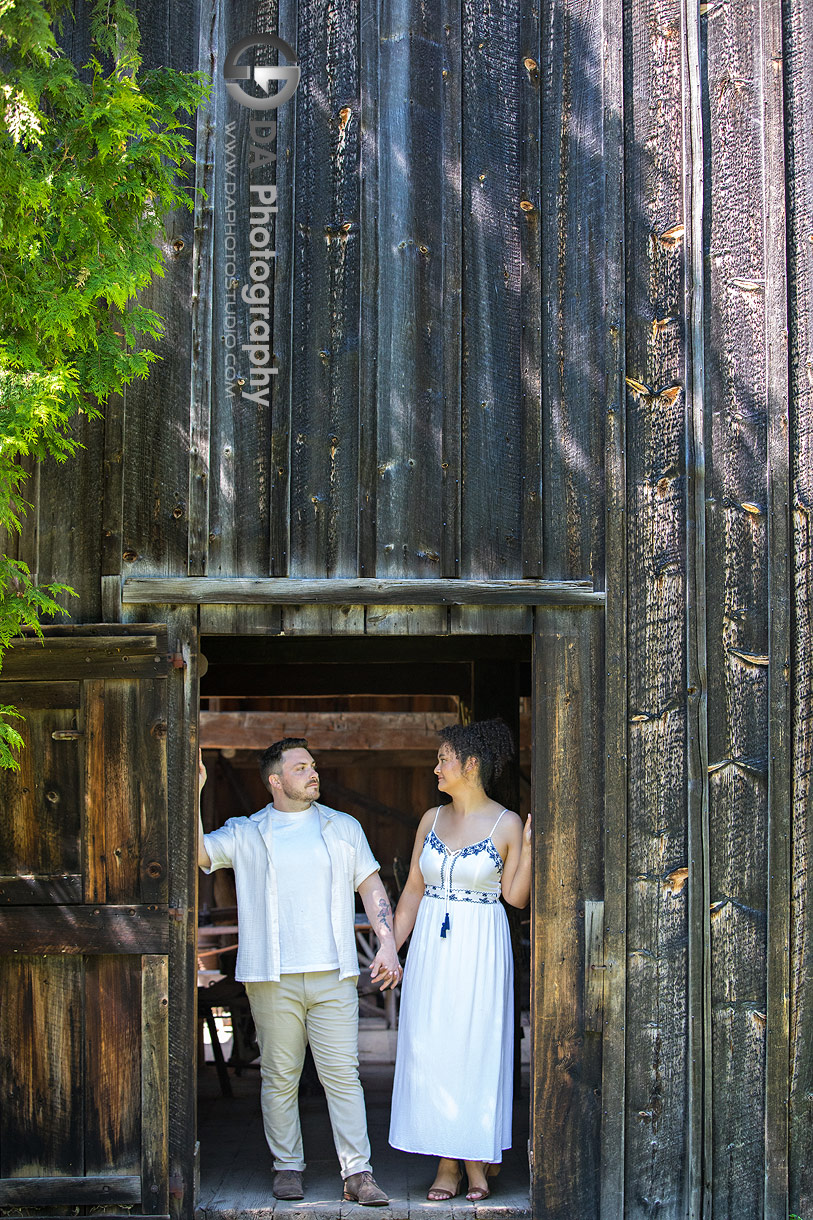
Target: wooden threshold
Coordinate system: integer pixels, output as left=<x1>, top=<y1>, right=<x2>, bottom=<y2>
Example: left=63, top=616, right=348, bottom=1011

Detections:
left=121, top=577, right=604, bottom=607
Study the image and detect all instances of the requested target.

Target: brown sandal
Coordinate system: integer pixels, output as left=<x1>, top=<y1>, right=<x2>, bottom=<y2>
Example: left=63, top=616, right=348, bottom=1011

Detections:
left=427, top=1171, right=462, bottom=1201
left=466, top=1184, right=490, bottom=1202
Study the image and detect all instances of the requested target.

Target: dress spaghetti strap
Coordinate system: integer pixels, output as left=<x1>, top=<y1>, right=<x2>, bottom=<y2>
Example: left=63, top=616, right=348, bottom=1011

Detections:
left=489, top=808, right=509, bottom=838
left=431, top=806, right=443, bottom=831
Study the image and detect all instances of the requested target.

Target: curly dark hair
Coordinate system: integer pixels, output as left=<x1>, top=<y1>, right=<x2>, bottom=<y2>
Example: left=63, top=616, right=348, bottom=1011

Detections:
left=259, top=738, right=309, bottom=786
left=437, top=718, right=515, bottom=789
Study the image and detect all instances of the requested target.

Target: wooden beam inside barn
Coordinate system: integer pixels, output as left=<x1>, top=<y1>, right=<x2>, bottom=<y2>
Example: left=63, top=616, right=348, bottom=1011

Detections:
left=199, top=710, right=459, bottom=751
left=201, top=709, right=533, bottom=749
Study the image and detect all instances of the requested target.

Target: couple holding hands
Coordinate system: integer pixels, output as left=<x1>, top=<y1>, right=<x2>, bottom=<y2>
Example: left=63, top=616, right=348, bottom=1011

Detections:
left=198, top=718, right=531, bottom=1205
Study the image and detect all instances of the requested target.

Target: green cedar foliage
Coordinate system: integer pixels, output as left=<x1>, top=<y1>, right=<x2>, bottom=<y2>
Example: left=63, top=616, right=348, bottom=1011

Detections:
left=0, top=0, right=208, bottom=768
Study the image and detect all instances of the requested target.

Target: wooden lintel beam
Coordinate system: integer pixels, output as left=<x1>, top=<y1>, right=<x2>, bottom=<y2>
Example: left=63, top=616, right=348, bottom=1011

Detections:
left=200, top=710, right=459, bottom=751
left=122, top=576, right=604, bottom=607
left=200, top=710, right=533, bottom=753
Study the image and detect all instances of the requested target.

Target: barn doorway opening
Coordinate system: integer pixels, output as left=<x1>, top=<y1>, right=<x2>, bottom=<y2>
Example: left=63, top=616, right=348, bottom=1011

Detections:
left=195, top=632, right=532, bottom=1213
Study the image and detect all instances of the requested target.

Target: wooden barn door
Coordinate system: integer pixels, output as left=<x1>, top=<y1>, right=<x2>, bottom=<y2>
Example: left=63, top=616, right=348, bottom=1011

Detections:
left=0, top=626, right=170, bottom=1218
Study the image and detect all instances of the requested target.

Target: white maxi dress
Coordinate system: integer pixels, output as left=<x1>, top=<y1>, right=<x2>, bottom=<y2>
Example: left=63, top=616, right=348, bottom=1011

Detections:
left=388, top=807, right=513, bottom=1163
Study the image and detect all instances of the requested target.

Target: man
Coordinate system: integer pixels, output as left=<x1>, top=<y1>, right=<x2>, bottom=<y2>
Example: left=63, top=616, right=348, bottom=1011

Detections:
left=198, top=738, right=401, bottom=1205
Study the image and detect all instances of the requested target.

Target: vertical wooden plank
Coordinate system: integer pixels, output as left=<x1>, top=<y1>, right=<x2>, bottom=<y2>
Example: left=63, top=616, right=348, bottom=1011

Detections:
left=282, top=604, right=366, bottom=635
left=35, top=415, right=105, bottom=621
left=84, top=956, right=142, bottom=1175
left=600, top=0, right=628, bottom=1206
left=460, top=0, right=525, bottom=578
left=357, top=0, right=380, bottom=578
left=682, top=0, right=711, bottom=1213
left=785, top=0, right=813, bottom=1208
left=104, top=681, right=148, bottom=904
left=0, top=956, right=83, bottom=1177
left=84, top=678, right=108, bottom=904
left=101, top=388, right=125, bottom=607
left=540, top=0, right=605, bottom=582
left=270, top=0, right=294, bottom=579
left=702, top=0, right=787, bottom=1210
left=363, top=0, right=463, bottom=582
left=0, top=706, right=81, bottom=883
left=761, top=0, right=791, bottom=1212
left=519, top=3, right=542, bottom=580
left=450, top=605, right=533, bottom=635
left=126, top=604, right=198, bottom=1220
left=209, top=0, right=278, bottom=580
left=187, top=0, right=218, bottom=578
left=123, top=604, right=197, bottom=1220
left=84, top=673, right=168, bottom=907
left=199, top=604, right=284, bottom=636
left=704, top=0, right=771, bottom=1199
left=121, top=0, right=201, bottom=579
left=137, top=675, right=170, bottom=907
left=142, top=955, right=169, bottom=1215
left=284, top=0, right=361, bottom=578
left=363, top=606, right=448, bottom=636
left=623, top=0, right=689, bottom=1209
left=532, top=609, right=603, bottom=1219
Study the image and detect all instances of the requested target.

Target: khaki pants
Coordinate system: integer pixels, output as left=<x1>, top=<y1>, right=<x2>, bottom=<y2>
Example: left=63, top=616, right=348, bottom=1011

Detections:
left=244, top=971, right=372, bottom=1177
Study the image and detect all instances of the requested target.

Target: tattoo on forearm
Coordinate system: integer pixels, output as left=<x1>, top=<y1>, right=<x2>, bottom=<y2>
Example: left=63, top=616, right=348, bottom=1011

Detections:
left=376, top=896, right=393, bottom=934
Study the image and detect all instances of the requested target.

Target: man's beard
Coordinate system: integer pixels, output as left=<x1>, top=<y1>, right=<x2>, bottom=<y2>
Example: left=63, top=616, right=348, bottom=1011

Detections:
left=279, top=775, right=319, bottom=803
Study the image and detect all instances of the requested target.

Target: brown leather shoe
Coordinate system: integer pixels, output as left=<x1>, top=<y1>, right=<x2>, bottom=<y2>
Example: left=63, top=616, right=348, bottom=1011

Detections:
left=273, top=1170, right=304, bottom=1200
left=343, top=1171, right=389, bottom=1206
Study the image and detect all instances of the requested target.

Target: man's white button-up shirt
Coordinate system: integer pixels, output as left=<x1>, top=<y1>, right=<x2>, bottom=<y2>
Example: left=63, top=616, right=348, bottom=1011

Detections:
left=202, top=801, right=379, bottom=983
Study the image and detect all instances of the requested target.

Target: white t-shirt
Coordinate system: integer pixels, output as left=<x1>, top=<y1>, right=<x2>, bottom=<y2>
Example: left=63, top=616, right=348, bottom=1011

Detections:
left=272, top=806, right=339, bottom=973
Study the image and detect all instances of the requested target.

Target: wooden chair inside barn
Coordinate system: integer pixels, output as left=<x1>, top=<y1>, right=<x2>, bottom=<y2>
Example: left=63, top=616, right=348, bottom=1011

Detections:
left=197, top=923, right=257, bottom=1098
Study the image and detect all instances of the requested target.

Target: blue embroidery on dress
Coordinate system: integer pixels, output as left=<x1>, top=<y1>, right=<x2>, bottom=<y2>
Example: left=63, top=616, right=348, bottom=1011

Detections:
left=424, top=884, right=499, bottom=904
left=425, top=829, right=504, bottom=875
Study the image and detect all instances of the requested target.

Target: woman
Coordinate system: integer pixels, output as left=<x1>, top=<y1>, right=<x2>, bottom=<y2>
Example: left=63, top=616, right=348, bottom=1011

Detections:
left=388, top=719, right=532, bottom=1202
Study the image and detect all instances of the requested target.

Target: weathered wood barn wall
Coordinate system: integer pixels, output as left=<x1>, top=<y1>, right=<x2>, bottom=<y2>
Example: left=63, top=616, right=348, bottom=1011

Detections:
left=0, top=0, right=811, bottom=1218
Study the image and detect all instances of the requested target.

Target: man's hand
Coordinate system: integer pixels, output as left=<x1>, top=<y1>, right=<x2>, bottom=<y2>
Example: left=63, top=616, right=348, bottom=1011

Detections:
left=369, top=942, right=402, bottom=991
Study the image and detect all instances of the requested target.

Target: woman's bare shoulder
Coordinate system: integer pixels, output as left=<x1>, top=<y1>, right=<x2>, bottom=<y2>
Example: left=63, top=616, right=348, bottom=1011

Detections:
left=494, top=807, right=524, bottom=839
left=417, top=805, right=442, bottom=830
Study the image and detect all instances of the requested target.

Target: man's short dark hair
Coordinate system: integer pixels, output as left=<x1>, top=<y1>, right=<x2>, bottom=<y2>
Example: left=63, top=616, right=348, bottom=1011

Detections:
left=259, top=738, right=309, bottom=786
